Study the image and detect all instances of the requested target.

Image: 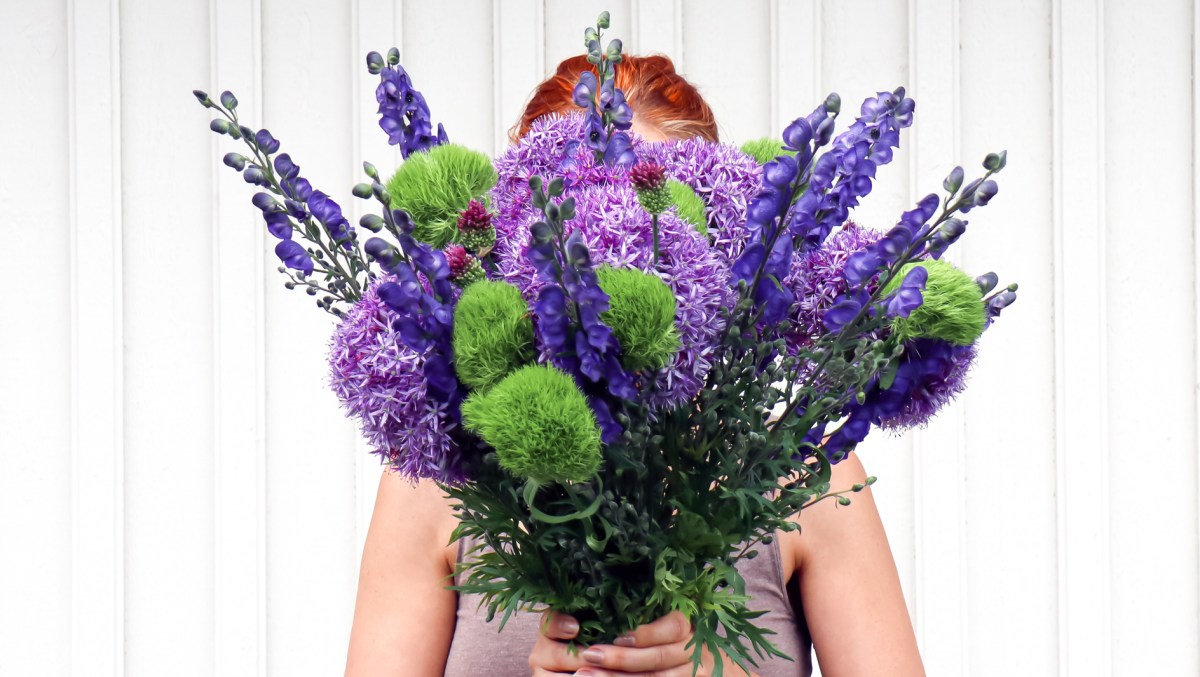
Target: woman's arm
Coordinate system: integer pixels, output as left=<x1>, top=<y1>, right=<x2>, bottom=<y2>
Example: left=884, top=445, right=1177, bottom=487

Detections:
left=786, top=453, right=925, bottom=677
left=344, top=470, right=459, bottom=677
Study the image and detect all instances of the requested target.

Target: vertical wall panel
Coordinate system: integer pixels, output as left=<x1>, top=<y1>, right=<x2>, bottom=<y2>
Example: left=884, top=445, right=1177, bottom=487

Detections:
left=630, top=0, right=681, bottom=59
left=906, top=2, right=967, bottom=674
left=403, top=0, right=495, bottom=154
left=121, top=0, right=216, bottom=673
left=261, top=2, right=359, bottom=675
left=1105, top=0, right=1199, bottom=673
left=210, top=0, right=267, bottom=675
left=679, top=0, right=772, bottom=144
left=959, top=1, right=1059, bottom=675
left=775, top=0, right=822, bottom=130
left=1052, top=1, right=1110, bottom=675
left=67, top=0, right=125, bottom=675
left=0, top=2, right=72, bottom=675
left=492, top=0, right=544, bottom=153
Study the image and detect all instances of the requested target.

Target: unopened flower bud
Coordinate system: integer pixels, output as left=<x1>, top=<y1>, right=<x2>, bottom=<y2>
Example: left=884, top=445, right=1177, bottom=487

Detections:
left=597, top=10, right=610, bottom=28
left=359, top=214, right=385, bottom=232
left=973, top=180, right=998, bottom=207
left=365, top=51, right=384, bottom=75
left=943, top=166, right=964, bottom=194
left=220, top=90, right=238, bottom=110
left=254, top=129, right=280, bottom=155
left=223, top=153, right=247, bottom=171
left=444, top=244, right=485, bottom=287
left=386, top=47, right=400, bottom=66
left=209, top=119, right=232, bottom=135
left=352, top=183, right=373, bottom=199
left=975, top=272, right=999, bottom=294
left=242, top=166, right=265, bottom=184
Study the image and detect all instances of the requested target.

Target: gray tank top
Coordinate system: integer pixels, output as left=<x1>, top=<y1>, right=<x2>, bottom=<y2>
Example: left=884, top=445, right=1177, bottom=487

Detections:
left=444, top=534, right=813, bottom=676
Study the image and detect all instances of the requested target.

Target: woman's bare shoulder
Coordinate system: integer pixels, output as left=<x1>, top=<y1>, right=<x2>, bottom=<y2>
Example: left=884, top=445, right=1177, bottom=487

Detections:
left=344, top=471, right=460, bottom=677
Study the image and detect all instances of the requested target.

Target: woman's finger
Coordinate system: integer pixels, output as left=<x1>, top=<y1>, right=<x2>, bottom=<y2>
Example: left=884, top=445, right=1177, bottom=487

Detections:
left=578, top=640, right=691, bottom=673
left=539, top=609, right=581, bottom=641
left=613, top=611, right=692, bottom=647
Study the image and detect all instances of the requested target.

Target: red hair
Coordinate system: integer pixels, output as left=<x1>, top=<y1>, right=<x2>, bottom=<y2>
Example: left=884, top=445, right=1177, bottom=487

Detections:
left=513, top=54, right=718, bottom=143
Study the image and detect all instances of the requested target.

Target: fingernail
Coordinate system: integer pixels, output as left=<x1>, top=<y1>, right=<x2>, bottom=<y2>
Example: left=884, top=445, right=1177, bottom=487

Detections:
left=562, top=618, right=580, bottom=635
left=575, top=671, right=595, bottom=677
left=614, top=634, right=636, bottom=647
left=582, top=648, right=605, bottom=664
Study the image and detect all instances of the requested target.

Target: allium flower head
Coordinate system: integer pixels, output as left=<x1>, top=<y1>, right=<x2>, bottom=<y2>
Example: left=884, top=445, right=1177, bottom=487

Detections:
left=640, top=138, right=763, bottom=263
left=784, top=221, right=884, bottom=352
left=878, top=339, right=977, bottom=430
left=328, top=276, right=463, bottom=483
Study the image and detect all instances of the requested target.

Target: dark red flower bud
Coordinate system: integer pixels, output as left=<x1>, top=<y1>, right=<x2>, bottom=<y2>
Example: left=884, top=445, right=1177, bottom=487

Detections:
left=457, top=200, right=492, bottom=232
left=629, top=162, right=667, bottom=192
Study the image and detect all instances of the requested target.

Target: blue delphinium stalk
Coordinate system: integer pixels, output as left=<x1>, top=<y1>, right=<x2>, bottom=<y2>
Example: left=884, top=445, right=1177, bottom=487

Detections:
left=363, top=208, right=465, bottom=418
left=525, top=175, right=636, bottom=442
left=788, top=156, right=1016, bottom=457
left=789, top=88, right=915, bottom=254
left=730, top=95, right=841, bottom=326
left=571, top=12, right=635, bottom=167
left=367, top=48, right=449, bottom=158
left=196, top=89, right=369, bottom=315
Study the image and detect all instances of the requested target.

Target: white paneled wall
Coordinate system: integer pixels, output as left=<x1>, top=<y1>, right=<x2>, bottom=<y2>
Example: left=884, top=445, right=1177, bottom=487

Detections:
left=2, top=0, right=1196, bottom=675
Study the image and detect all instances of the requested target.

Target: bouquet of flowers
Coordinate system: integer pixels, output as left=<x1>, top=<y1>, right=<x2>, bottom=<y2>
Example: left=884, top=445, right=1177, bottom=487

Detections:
left=196, top=10, right=1016, bottom=673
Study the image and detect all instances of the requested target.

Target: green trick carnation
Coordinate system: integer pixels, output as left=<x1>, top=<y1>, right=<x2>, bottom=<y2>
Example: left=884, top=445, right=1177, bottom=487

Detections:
left=597, top=266, right=680, bottom=372
left=452, top=280, right=535, bottom=390
left=386, top=143, right=498, bottom=248
left=461, top=364, right=602, bottom=483
left=739, top=137, right=796, bottom=166
left=882, top=259, right=987, bottom=345
left=667, top=179, right=708, bottom=236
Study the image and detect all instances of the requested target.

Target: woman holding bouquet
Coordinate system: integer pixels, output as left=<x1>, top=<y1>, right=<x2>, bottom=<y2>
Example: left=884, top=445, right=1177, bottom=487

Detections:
left=343, top=55, right=925, bottom=677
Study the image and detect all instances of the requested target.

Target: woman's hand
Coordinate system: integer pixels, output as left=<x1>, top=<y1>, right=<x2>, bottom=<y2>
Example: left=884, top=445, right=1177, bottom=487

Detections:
left=529, top=610, right=758, bottom=677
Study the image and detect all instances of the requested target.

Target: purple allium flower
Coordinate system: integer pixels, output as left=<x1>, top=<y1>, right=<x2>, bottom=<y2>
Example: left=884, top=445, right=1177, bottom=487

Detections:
left=328, top=276, right=464, bottom=483
left=641, top=138, right=763, bottom=263
left=877, top=339, right=977, bottom=431
left=493, top=183, right=730, bottom=409
left=491, top=115, right=633, bottom=230
left=784, top=221, right=884, bottom=352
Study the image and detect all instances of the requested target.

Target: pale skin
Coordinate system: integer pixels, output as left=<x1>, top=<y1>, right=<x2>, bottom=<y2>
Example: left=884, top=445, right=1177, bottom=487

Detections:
left=344, top=452, right=925, bottom=676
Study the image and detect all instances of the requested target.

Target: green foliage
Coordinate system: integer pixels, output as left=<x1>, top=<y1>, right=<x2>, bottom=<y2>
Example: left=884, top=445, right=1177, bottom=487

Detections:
left=667, top=179, right=708, bottom=236
left=453, top=280, right=535, bottom=390
left=739, top=137, right=796, bottom=166
left=596, top=266, right=681, bottom=372
left=882, top=259, right=987, bottom=345
left=461, top=365, right=602, bottom=483
left=386, top=143, right=498, bottom=247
